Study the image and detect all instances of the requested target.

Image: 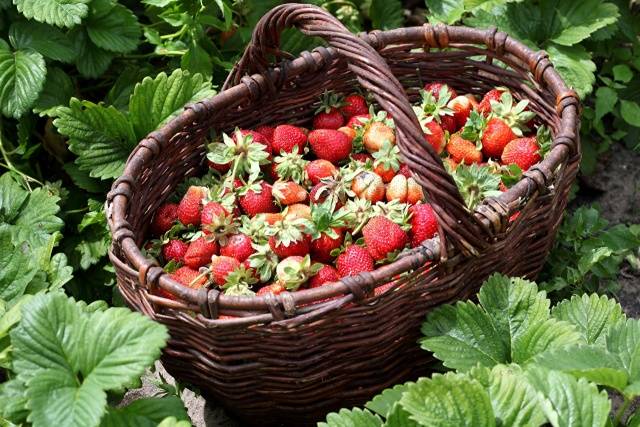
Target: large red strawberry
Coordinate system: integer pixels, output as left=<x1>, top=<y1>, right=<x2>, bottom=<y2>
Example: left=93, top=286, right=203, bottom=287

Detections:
left=423, top=119, right=445, bottom=154
left=336, top=245, right=375, bottom=277
left=447, top=133, right=482, bottom=165
left=201, top=201, right=229, bottom=227
left=220, top=233, right=255, bottom=262
left=309, top=264, right=340, bottom=288
left=424, top=82, right=458, bottom=100
left=362, top=216, right=408, bottom=261
left=308, top=129, right=353, bottom=164
left=481, top=117, right=516, bottom=158
left=177, top=186, right=206, bottom=226
left=269, top=235, right=310, bottom=258
left=162, top=239, right=188, bottom=263
left=239, top=181, right=278, bottom=216
left=313, top=108, right=344, bottom=130
left=478, top=88, right=506, bottom=115
left=152, top=203, right=178, bottom=236
left=409, top=203, right=438, bottom=247
left=501, top=137, right=541, bottom=171
left=340, top=94, right=368, bottom=118
left=272, top=125, right=308, bottom=154
left=184, top=237, right=218, bottom=269
left=305, top=159, right=337, bottom=185
left=257, top=282, right=285, bottom=296
left=255, top=125, right=275, bottom=143
left=210, top=255, right=241, bottom=286
left=171, top=266, right=208, bottom=288
left=310, top=228, right=343, bottom=263
left=447, top=95, right=474, bottom=130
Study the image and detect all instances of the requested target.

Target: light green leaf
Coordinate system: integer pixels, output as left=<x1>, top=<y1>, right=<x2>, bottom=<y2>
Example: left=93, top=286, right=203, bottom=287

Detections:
left=157, top=417, right=192, bottom=427
left=86, top=3, right=140, bottom=53
left=9, top=21, right=76, bottom=62
left=366, top=384, right=410, bottom=417
left=606, top=319, right=640, bottom=381
left=426, top=0, right=465, bottom=24
left=594, top=86, right=617, bottom=122
left=551, top=293, right=625, bottom=345
left=47, top=253, right=74, bottom=290
left=0, top=40, right=46, bottom=119
left=0, top=377, right=29, bottom=424
left=620, top=100, right=640, bottom=128
left=33, top=67, right=75, bottom=116
left=511, top=318, right=582, bottom=364
left=14, top=0, right=90, bottom=28
left=624, top=381, right=640, bottom=399
left=369, top=0, right=404, bottom=30
left=525, top=367, right=610, bottom=427
left=54, top=98, right=136, bottom=180
left=383, top=403, right=417, bottom=427
left=72, top=29, right=114, bottom=79
left=546, top=44, right=596, bottom=99
left=319, top=408, right=383, bottom=427
left=0, top=228, right=38, bottom=305
left=100, top=396, right=189, bottom=427
left=534, top=345, right=628, bottom=390
left=613, top=64, right=633, bottom=83
left=547, top=0, right=619, bottom=46
left=0, top=295, right=32, bottom=339
left=128, top=69, right=214, bottom=139
left=400, top=373, right=495, bottom=427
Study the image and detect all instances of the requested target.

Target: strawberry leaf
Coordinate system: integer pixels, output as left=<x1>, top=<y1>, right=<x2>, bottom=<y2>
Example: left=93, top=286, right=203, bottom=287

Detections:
left=100, top=396, right=189, bottom=427
left=0, top=40, right=46, bottom=119
left=319, top=408, right=383, bottom=427
left=14, top=0, right=90, bottom=28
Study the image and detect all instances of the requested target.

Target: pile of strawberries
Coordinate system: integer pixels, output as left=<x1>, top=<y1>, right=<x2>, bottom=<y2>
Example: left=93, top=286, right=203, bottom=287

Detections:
left=147, top=83, right=549, bottom=303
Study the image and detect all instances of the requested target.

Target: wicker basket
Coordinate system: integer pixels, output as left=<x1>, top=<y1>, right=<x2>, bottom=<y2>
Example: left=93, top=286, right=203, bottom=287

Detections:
left=107, top=4, right=580, bottom=426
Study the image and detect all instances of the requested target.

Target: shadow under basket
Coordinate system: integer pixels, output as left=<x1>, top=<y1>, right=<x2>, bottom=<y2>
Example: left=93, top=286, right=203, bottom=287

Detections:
left=107, top=4, right=581, bottom=426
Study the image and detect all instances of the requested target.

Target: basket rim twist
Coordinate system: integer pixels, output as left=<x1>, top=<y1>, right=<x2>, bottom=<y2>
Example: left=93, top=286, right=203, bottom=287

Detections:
left=106, top=3, right=580, bottom=327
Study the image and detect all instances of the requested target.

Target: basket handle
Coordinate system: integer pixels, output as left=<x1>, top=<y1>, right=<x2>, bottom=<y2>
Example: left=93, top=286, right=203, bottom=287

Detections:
left=224, top=3, right=487, bottom=255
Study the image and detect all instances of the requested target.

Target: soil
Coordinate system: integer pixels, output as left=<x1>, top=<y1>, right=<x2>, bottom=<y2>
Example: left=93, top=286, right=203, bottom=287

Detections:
left=123, top=143, right=640, bottom=426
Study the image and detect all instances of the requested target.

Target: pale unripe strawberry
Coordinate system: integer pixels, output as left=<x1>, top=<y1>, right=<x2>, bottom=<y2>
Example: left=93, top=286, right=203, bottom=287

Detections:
left=351, top=171, right=385, bottom=203
left=407, top=178, right=424, bottom=204
left=363, top=122, right=395, bottom=153
left=386, top=174, right=408, bottom=203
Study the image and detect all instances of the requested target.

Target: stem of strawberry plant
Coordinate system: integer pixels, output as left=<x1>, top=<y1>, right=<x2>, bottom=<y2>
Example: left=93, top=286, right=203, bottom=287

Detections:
left=0, top=125, right=42, bottom=191
left=614, top=396, right=631, bottom=426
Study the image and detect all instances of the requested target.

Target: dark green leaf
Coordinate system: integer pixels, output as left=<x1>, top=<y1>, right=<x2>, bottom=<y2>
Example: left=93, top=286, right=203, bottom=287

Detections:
left=620, top=100, right=640, bottom=127
left=72, top=29, right=114, bottom=79
left=0, top=227, right=38, bottom=305
left=14, top=0, right=90, bottom=28
left=425, top=0, right=465, bottom=24
left=9, top=21, right=76, bottom=62
left=546, top=44, right=596, bottom=99
left=369, top=0, right=404, bottom=30
left=0, top=40, right=46, bottom=118
left=33, top=67, right=75, bottom=116
left=86, top=3, right=140, bottom=53
left=100, top=396, right=189, bottom=427
left=594, top=86, right=617, bottom=122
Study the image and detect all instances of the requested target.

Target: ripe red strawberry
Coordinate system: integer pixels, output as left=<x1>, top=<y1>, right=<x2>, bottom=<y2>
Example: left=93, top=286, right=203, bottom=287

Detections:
left=313, top=108, right=344, bottom=129
left=210, top=255, right=241, bottom=286
left=273, top=180, right=308, bottom=205
left=501, top=137, right=541, bottom=171
left=409, top=203, right=438, bottom=247
left=152, top=203, right=178, bottom=236
left=309, top=264, right=340, bottom=288
left=374, top=163, right=396, bottom=183
left=268, top=235, right=310, bottom=258
left=347, top=114, right=370, bottom=128
left=220, top=233, right=255, bottom=262
left=257, top=282, right=285, bottom=296
left=208, top=159, right=231, bottom=173
left=171, top=266, right=207, bottom=288
left=399, top=163, right=412, bottom=178
left=184, top=237, right=219, bottom=269
left=239, top=181, right=278, bottom=216
left=201, top=202, right=229, bottom=227
left=310, top=228, right=343, bottom=263
left=162, top=239, right=188, bottom=262
left=351, top=153, right=373, bottom=163
left=448, top=95, right=474, bottom=129
left=308, top=129, right=353, bottom=164
left=336, top=245, right=375, bottom=277
left=177, top=186, right=206, bottom=226
left=424, top=82, right=458, bottom=100
left=447, top=133, right=482, bottom=165
left=340, top=94, right=368, bottom=118
left=305, top=159, right=337, bottom=185
left=478, top=88, right=505, bottom=115
left=362, top=216, right=408, bottom=261
left=481, top=117, right=516, bottom=158
left=272, top=125, right=308, bottom=154
left=440, top=114, right=458, bottom=134
left=255, top=125, right=275, bottom=143
left=423, top=119, right=445, bottom=154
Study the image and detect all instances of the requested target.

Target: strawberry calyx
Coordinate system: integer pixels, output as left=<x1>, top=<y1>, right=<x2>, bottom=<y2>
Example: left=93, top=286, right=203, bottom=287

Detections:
left=276, top=255, right=323, bottom=291
left=415, top=86, right=454, bottom=124
left=222, top=265, right=257, bottom=295
left=489, top=92, right=536, bottom=136
left=371, top=200, right=412, bottom=231
left=265, top=217, right=313, bottom=247
left=451, top=163, right=502, bottom=210
left=372, top=140, right=400, bottom=173
left=308, top=199, right=354, bottom=240
left=315, top=90, right=346, bottom=114
left=247, top=242, right=279, bottom=282
left=207, top=128, right=270, bottom=183
left=537, top=125, right=553, bottom=157
left=274, top=146, right=309, bottom=184
left=459, top=110, right=487, bottom=146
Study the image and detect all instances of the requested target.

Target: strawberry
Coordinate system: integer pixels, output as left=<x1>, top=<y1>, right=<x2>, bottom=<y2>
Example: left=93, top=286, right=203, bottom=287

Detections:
left=414, top=87, right=457, bottom=134
left=313, top=91, right=345, bottom=129
left=272, top=124, right=308, bottom=154
left=267, top=217, right=312, bottom=258
left=273, top=147, right=308, bottom=184
left=239, top=181, right=278, bottom=216
left=171, top=266, right=208, bottom=288
left=362, top=216, right=408, bottom=261
left=201, top=201, right=229, bottom=227
left=423, top=119, right=446, bottom=154
left=351, top=171, right=385, bottom=203
left=447, top=95, right=474, bottom=130
left=177, top=186, right=206, bottom=226
left=275, top=255, right=322, bottom=290
left=363, top=121, right=395, bottom=153
left=272, top=180, right=308, bottom=205
left=184, top=237, right=219, bottom=269
left=305, top=159, right=337, bottom=185
left=220, top=233, right=254, bottom=262
left=233, top=129, right=272, bottom=154
left=309, top=264, right=340, bottom=288
left=501, top=137, right=541, bottom=171
left=424, top=82, right=457, bottom=100
left=310, top=229, right=343, bottom=263
left=308, top=129, right=353, bottom=164
left=269, top=235, right=310, bottom=258
left=208, top=159, right=231, bottom=173
left=340, top=94, right=368, bottom=117
left=338, top=126, right=356, bottom=141
left=255, top=125, right=275, bottom=143
left=409, top=203, right=438, bottom=247
left=351, top=153, right=373, bottom=163
left=152, top=203, right=178, bottom=236
left=478, top=88, right=506, bottom=115
left=386, top=174, right=408, bottom=203
left=208, top=129, right=270, bottom=179
left=398, top=163, right=412, bottom=178
left=162, top=239, right=188, bottom=263
left=336, top=245, right=375, bottom=277
left=481, top=117, right=516, bottom=158
left=210, top=255, right=241, bottom=286
left=372, top=140, right=400, bottom=183
left=347, top=114, right=370, bottom=128
left=284, top=203, right=312, bottom=221
left=257, top=282, right=285, bottom=296
left=264, top=213, right=283, bottom=225
left=407, top=177, right=425, bottom=204
left=447, top=133, right=482, bottom=165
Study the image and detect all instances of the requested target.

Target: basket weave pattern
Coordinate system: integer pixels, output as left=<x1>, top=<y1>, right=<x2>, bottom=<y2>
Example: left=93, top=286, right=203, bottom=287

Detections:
left=107, top=4, right=580, bottom=425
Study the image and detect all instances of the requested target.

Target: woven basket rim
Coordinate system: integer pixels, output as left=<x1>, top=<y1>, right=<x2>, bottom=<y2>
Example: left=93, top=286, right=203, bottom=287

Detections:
left=106, top=20, right=580, bottom=325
